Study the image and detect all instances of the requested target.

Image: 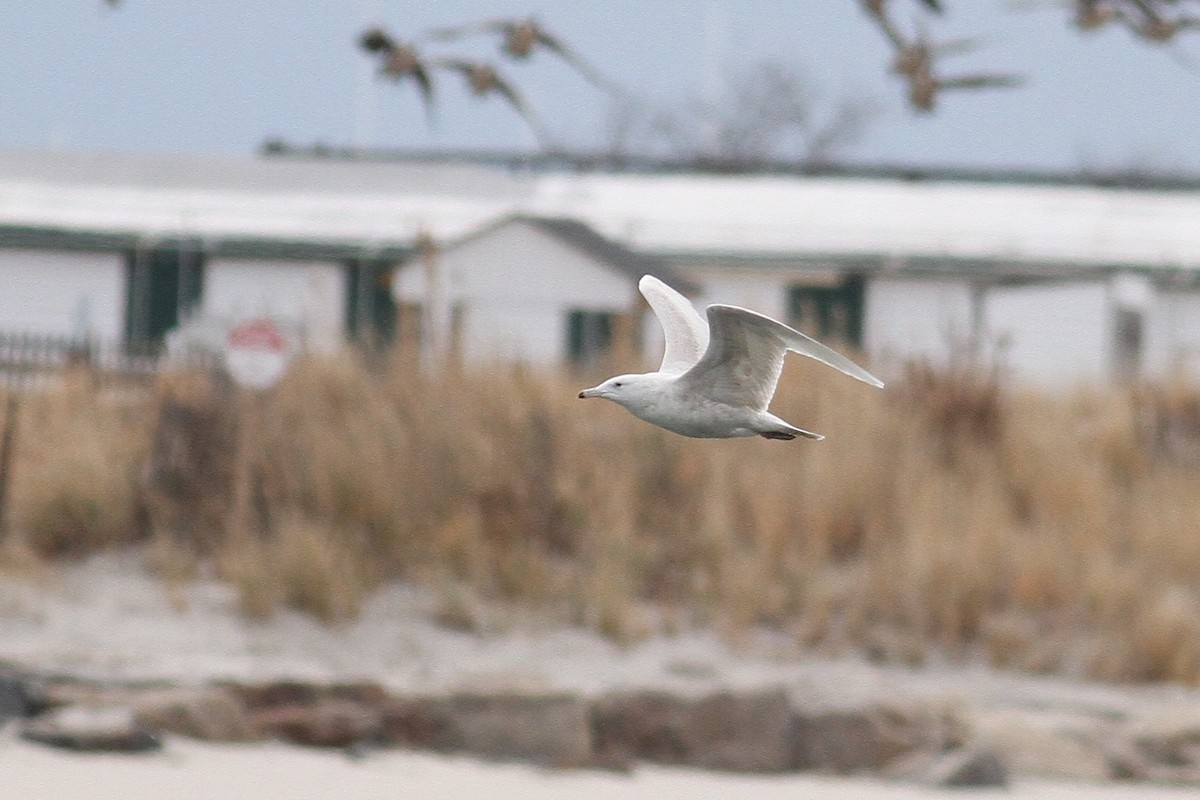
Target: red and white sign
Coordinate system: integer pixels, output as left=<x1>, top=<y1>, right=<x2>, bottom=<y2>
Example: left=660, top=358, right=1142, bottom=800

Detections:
left=224, top=318, right=292, bottom=390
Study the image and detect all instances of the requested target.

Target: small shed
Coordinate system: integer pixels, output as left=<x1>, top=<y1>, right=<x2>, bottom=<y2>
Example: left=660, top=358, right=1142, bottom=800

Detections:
left=392, top=214, right=692, bottom=367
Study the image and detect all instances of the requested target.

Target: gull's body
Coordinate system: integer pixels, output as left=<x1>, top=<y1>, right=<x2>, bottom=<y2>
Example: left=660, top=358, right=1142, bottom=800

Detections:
left=578, top=275, right=884, bottom=441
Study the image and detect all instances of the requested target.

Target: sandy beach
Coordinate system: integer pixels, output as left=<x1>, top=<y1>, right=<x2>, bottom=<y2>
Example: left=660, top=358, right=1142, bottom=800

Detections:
left=4, top=737, right=1200, bottom=800
left=4, top=553, right=1200, bottom=798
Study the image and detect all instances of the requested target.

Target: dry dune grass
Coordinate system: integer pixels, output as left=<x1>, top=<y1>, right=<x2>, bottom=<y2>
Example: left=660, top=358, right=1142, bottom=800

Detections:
left=3, top=351, right=1200, bottom=683
left=4, top=370, right=150, bottom=558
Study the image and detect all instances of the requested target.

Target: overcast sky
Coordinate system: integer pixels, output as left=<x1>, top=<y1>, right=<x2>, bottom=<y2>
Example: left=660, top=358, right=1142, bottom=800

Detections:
left=4, top=1, right=1200, bottom=173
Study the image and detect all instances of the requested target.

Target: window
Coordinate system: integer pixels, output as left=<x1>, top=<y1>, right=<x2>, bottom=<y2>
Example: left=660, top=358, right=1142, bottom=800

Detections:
left=567, top=309, right=613, bottom=365
left=124, top=247, right=203, bottom=353
left=345, top=260, right=398, bottom=346
left=787, top=274, right=865, bottom=348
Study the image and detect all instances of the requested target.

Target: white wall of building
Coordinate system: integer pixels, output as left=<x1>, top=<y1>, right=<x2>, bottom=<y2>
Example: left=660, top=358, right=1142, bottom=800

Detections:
left=457, top=303, right=565, bottom=364
left=983, top=281, right=1111, bottom=387
left=689, top=272, right=790, bottom=322
left=1145, top=289, right=1200, bottom=380
left=396, top=221, right=637, bottom=365
left=863, top=277, right=977, bottom=373
left=0, top=248, right=124, bottom=340
left=202, top=258, right=346, bottom=350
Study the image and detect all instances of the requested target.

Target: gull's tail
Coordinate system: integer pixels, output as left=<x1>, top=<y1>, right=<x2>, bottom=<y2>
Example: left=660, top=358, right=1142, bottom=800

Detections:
left=759, top=413, right=824, bottom=441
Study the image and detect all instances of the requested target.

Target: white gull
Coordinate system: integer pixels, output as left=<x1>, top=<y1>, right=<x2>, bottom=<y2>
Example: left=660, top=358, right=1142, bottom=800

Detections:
left=578, top=275, right=884, bottom=441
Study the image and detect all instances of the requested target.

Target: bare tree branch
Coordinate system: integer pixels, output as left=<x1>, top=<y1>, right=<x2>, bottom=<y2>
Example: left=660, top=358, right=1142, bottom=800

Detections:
left=601, top=62, right=880, bottom=168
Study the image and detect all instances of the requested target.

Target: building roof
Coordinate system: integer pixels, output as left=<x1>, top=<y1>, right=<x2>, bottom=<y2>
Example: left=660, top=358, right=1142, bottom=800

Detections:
left=0, top=224, right=411, bottom=261
left=0, top=149, right=532, bottom=254
left=267, top=145, right=1200, bottom=193
left=527, top=172, right=1200, bottom=271
left=0, top=148, right=532, bottom=198
left=449, top=214, right=697, bottom=293
left=4, top=149, right=1200, bottom=275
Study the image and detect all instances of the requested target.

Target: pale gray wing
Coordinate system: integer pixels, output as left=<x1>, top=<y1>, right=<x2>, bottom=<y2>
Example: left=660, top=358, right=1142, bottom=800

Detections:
left=769, top=310, right=884, bottom=388
left=638, top=274, right=708, bottom=374
left=680, top=306, right=787, bottom=410
left=681, top=305, right=884, bottom=411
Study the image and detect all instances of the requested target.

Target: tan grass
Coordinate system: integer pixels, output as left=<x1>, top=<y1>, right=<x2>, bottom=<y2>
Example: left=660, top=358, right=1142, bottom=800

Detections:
left=218, top=514, right=371, bottom=623
left=7, top=352, right=1200, bottom=684
left=7, top=374, right=150, bottom=558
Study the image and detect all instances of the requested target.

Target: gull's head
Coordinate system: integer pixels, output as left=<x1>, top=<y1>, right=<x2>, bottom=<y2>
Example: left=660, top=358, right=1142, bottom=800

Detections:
left=577, top=373, right=658, bottom=409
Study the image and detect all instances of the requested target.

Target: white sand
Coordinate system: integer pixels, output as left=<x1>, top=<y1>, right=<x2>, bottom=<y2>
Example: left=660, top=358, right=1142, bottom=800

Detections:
left=3, top=553, right=1200, bottom=798
left=2, top=738, right=1199, bottom=800
left=2, top=552, right=1197, bottom=718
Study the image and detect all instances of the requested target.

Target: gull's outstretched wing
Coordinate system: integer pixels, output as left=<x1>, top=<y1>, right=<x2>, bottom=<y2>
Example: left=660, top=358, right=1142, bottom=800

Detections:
left=638, top=275, right=708, bottom=374
left=681, top=305, right=884, bottom=411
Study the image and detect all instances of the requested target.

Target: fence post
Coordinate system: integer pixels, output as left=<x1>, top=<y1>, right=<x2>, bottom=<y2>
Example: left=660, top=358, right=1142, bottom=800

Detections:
left=0, top=390, right=19, bottom=540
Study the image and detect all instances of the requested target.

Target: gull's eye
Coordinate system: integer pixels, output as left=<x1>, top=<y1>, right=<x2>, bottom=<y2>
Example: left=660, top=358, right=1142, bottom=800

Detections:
left=613, top=382, right=623, bottom=388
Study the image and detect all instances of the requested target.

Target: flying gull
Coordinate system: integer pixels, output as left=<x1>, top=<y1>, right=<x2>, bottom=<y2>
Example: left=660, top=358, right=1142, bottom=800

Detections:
left=578, top=275, right=884, bottom=441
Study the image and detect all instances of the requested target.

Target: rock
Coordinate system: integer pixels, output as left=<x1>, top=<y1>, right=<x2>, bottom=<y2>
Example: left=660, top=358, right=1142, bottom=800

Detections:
left=1130, top=709, right=1200, bottom=768
left=325, top=682, right=390, bottom=708
left=234, top=680, right=322, bottom=711
left=439, top=693, right=594, bottom=768
left=133, top=686, right=257, bottom=742
left=26, top=679, right=113, bottom=712
left=926, top=748, right=1010, bottom=788
left=21, top=706, right=162, bottom=753
left=1105, top=710, right=1200, bottom=783
left=792, top=709, right=883, bottom=773
left=383, top=693, right=593, bottom=768
left=0, top=670, right=30, bottom=721
left=589, top=691, right=687, bottom=767
left=1103, top=735, right=1200, bottom=784
left=969, top=710, right=1112, bottom=782
left=791, top=704, right=939, bottom=774
left=591, top=689, right=794, bottom=772
left=381, top=696, right=457, bottom=750
left=231, top=682, right=393, bottom=749
left=690, top=689, right=795, bottom=772
left=251, top=699, right=383, bottom=748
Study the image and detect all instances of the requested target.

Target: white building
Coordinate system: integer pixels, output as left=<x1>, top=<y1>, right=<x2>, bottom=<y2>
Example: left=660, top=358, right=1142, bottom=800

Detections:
left=0, top=149, right=527, bottom=353
left=392, top=214, right=692, bottom=367
left=3, top=148, right=1200, bottom=387
left=524, top=171, right=1200, bottom=386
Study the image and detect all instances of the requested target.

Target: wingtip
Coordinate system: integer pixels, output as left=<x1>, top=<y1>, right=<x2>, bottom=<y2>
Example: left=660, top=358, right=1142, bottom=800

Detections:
left=854, top=371, right=885, bottom=389
left=638, top=273, right=671, bottom=301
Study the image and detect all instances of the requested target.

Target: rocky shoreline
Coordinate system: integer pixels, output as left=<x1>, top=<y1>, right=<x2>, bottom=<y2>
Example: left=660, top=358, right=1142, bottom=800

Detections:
left=4, top=556, right=1200, bottom=791
left=5, top=666, right=1200, bottom=790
